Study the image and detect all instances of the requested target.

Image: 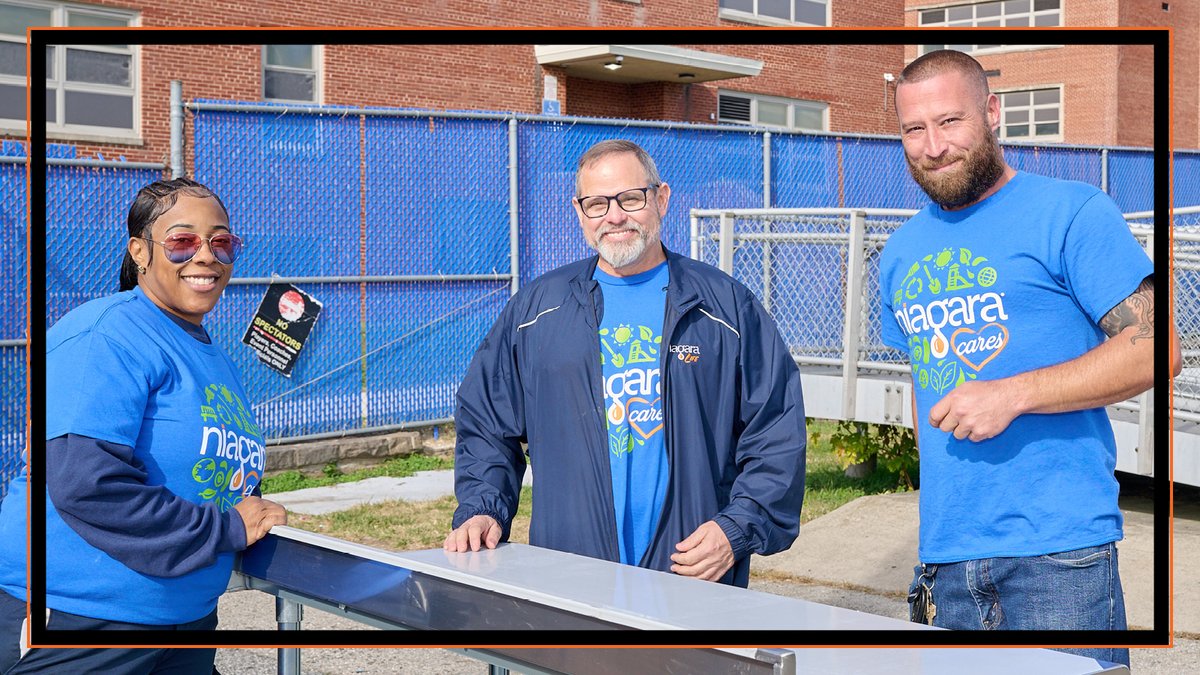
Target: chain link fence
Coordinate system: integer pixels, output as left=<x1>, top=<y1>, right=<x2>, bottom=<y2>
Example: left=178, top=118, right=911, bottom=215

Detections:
left=694, top=202, right=1198, bottom=478
left=191, top=104, right=514, bottom=440
left=1175, top=151, right=1200, bottom=207
left=692, top=208, right=916, bottom=371
left=0, top=152, right=168, bottom=496
left=1174, top=153, right=1200, bottom=419
left=45, top=164, right=166, bottom=325
left=1172, top=207, right=1200, bottom=416
left=517, top=120, right=764, bottom=284
left=839, top=137, right=927, bottom=209
left=18, top=101, right=1186, bottom=477
left=0, top=153, right=26, bottom=497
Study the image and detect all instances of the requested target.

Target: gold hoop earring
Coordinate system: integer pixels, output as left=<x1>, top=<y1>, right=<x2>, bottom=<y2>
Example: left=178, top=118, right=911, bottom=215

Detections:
left=137, top=264, right=146, bottom=274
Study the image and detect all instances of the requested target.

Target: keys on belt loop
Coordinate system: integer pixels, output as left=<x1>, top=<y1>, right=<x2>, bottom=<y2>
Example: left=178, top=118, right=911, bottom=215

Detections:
left=908, top=563, right=938, bottom=625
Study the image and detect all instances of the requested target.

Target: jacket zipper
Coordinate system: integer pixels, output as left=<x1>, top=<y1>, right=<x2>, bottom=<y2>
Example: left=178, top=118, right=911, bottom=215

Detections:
left=639, top=289, right=702, bottom=568
left=584, top=279, right=623, bottom=561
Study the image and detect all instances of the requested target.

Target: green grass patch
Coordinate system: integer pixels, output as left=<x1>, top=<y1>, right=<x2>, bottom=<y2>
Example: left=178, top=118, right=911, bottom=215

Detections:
left=260, top=453, right=454, bottom=494
left=802, top=418, right=911, bottom=522
left=285, top=419, right=908, bottom=547
left=289, top=486, right=534, bottom=551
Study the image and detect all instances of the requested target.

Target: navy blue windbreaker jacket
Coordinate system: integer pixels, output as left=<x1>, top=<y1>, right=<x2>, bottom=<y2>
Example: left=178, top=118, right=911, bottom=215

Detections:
left=452, top=247, right=806, bottom=587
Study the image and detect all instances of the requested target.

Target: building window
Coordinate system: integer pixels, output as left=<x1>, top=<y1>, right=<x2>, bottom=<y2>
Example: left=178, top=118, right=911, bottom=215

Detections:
left=999, top=87, right=1061, bottom=140
left=263, top=45, right=319, bottom=103
left=918, top=0, right=1061, bottom=54
left=718, top=91, right=828, bottom=132
left=1, top=0, right=138, bottom=135
left=718, top=0, right=829, bottom=27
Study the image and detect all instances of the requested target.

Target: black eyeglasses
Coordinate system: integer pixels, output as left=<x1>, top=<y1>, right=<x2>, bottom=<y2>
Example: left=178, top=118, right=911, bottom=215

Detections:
left=575, top=186, right=658, bottom=218
left=139, top=232, right=243, bottom=264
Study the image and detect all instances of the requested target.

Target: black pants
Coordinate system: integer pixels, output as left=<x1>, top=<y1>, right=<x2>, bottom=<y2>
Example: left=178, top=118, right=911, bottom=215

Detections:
left=0, top=590, right=218, bottom=675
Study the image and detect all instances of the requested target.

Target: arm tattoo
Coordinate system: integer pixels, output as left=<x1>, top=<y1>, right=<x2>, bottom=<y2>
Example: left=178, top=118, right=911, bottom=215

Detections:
left=1099, top=277, right=1155, bottom=344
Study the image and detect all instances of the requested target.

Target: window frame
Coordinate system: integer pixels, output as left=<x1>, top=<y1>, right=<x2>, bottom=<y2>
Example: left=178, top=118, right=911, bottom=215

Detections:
left=261, top=44, right=322, bottom=104
left=915, top=0, right=1062, bottom=54
left=0, top=0, right=141, bottom=141
left=995, top=84, right=1063, bottom=143
left=718, top=0, right=830, bottom=28
left=717, top=90, right=829, bottom=133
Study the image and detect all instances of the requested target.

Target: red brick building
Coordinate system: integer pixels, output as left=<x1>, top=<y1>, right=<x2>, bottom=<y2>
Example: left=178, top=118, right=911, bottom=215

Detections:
left=904, top=0, right=1196, bottom=149
left=0, top=0, right=1189, bottom=171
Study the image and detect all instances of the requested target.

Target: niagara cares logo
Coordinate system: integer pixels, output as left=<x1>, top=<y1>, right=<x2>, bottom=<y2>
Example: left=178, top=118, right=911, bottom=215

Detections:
left=892, top=246, right=1010, bottom=395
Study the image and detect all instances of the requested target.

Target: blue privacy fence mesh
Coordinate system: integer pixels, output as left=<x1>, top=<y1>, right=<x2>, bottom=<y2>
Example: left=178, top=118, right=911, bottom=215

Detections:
left=361, top=281, right=510, bottom=428
left=1, top=160, right=26, bottom=495
left=1005, top=144, right=1102, bottom=192
left=194, top=110, right=362, bottom=279
left=517, top=121, right=764, bottom=283
left=192, top=106, right=518, bottom=440
left=771, top=134, right=840, bottom=207
left=45, top=165, right=166, bottom=325
left=1176, top=151, right=1200, bottom=207
left=13, top=103, right=1192, bottom=487
left=838, top=137, right=927, bottom=209
left=10, top=162, right=165, bottom=497
left=1, top=163, right=24, bottom=341
left=192, top=109, right=364, bottom=440
left=1109, top=149, right=1155, bottom=214
left=364, top=116, right=511, bottom=276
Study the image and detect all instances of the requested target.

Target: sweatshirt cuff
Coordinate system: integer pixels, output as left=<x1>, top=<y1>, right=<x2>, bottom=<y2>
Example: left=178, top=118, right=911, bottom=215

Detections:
left=222, top=508, right=248, bottom=552
left=713, top=514, right=751, bottom=560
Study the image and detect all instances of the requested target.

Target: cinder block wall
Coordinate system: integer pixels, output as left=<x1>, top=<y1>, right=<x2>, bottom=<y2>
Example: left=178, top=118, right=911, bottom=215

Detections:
left=267, top=429, right=455, bottom=474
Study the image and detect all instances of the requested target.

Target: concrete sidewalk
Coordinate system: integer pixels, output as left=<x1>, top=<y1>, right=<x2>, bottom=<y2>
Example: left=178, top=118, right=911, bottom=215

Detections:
left=270, top=469, right=532, bottom=515
left=750, top=490, right=1197, bottom=634
left=268, top=470, right=1197, bottom=634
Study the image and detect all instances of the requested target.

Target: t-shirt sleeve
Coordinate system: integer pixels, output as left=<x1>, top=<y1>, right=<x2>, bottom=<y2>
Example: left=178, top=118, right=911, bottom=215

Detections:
left=879, top=247, right=911, bottom=353
left=1061, top=192, right=1154, bottom=325
left=46, top=434, right=246, bottom=578
left=46, top=331, right=151, bottom=445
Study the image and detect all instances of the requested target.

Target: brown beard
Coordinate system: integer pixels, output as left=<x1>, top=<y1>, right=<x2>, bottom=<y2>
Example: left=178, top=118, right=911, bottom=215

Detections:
left=906, top=127, right=1007, bottom=209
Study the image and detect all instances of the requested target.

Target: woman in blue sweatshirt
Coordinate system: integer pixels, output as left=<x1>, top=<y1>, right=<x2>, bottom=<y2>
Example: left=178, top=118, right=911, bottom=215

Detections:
left=0, top=178, right=287, bottom=674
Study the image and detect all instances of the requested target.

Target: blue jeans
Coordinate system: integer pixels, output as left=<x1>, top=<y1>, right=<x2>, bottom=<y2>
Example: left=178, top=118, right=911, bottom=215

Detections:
left=909, top=542, right=1129, bottom=667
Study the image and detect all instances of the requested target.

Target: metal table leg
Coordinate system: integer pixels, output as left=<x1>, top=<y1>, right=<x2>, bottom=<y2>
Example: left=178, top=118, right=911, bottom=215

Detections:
left=276, top=596, right=303, bottom=675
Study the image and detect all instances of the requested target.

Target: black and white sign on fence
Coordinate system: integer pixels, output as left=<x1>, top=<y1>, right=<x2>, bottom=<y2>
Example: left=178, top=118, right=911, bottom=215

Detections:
left=242, top=283, right=322, bottom=377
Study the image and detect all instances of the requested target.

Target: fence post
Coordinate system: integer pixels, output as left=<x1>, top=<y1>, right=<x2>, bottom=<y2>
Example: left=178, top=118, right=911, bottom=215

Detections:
left=841, top=210, right=866, bottom=420
left=689, top=212, right=699, bottom=261
left=761, top=220, right=773, bottom=313
left=508, top=118, right=520, bottom=296
left=718, top=211, right=734, bottom=275
left=762, top=131, right=771, bottom=208
left=762, top=132, right=773, bottom=312
left=1137, top=229, right=1154, bottom=476
left=169, top=80, right=184, bottom=179
left=1100, top=147, right=1109, bottom=194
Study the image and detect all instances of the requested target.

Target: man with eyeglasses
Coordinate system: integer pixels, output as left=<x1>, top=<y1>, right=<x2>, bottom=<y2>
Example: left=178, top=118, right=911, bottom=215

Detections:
left=445, top=139, right=807, bottom=587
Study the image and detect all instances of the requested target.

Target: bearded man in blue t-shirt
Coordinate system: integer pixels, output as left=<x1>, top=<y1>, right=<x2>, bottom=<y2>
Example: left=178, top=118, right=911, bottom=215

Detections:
left=445, top=139, right=807, bottom=587
left=880, top=49, right=1182, bottom=665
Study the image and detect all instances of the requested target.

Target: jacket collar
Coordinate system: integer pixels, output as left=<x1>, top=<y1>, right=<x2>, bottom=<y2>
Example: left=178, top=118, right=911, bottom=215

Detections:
left=568, top=244, right=700, bottom=311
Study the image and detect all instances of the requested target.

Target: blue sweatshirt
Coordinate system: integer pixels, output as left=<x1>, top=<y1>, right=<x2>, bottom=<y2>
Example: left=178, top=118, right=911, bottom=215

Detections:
left=0, top=287, right=264, bottom=624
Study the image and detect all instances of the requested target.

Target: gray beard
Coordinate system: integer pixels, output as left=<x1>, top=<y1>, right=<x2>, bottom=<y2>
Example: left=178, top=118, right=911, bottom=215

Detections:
left=593, top=228, right=648, bottom=270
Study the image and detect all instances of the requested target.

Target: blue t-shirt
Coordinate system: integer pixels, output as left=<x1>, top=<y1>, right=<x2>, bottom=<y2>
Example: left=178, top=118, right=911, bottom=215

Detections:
left=595, top=262, right=670, bottom=566
left=0, top=287, right=265, bottom=624
left=879, top=172, right=1152, bottom=563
